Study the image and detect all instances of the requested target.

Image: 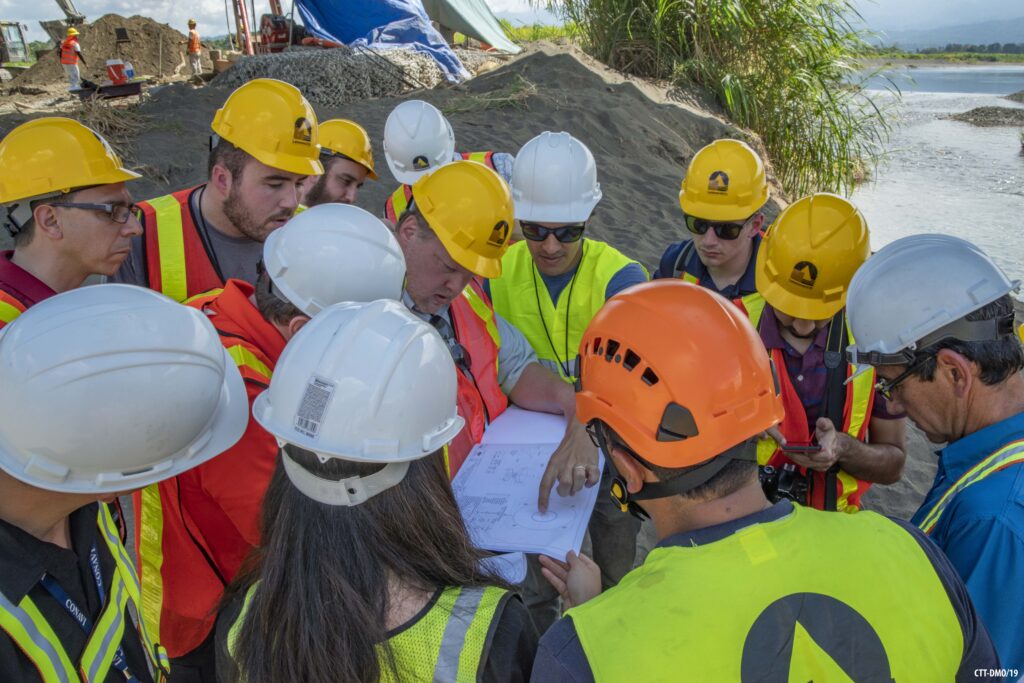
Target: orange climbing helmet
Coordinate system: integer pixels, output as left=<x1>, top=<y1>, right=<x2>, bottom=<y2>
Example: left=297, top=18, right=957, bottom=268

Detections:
left=576, top=280, right=783, bottom=470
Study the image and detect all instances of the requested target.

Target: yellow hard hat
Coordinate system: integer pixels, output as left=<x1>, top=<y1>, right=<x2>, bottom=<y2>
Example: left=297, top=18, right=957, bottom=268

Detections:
left=210, top=78, right=323, bottom=177
left=319, top=119, right=377, bottom=179
left=66, top=27, right=79, bottom=37
left=679, top=139, right=768, bottom=221
left=188, top=18, right=197, bottom=25
left=755, top=193, right=870, bottom=321
left=0, top=117, right=140, bottom=204
left=411, top=161, right=513, bottom=279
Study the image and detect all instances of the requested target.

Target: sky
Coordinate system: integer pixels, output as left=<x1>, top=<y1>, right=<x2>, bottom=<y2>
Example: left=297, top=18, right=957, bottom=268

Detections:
left=4, top=0, right=1021, bottom=44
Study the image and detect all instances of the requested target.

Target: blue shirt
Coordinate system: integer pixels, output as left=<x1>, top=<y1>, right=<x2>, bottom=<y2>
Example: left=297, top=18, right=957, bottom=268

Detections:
left=652, top=234, right=761, bottom=299
left=911, top=410, right=1024, bottom=669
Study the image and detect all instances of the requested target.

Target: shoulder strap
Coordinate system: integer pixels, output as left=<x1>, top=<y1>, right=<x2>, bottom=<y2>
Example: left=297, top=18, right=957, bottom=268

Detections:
left=673, top=241, right=695, bottom=278
left=820, top=311, right=848, bottom=511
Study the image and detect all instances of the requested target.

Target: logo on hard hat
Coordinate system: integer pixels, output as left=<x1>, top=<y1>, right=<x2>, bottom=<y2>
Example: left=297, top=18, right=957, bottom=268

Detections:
left=487, top=220, right=510, bottom=248
left=708, top=171, right=730, bottom=194
left=293, top=118, right=312, bottom=145
left=790, top=261, right=818, bottom=289
left=412, top=155, right=430, bottom=170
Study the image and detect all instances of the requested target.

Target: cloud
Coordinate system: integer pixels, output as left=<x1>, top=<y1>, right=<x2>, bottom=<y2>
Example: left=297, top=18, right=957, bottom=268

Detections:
left=6, top=0, right=235, bottom=42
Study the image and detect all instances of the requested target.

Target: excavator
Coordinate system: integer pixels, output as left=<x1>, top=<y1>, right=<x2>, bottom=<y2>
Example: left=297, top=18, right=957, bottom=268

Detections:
left=38, top=0, right=86, bottom=45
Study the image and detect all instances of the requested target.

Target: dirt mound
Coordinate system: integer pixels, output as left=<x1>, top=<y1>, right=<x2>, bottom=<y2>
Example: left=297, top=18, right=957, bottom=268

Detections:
left=13, top=14, right=190, bottom=86
left=946, top=106, right=1024, bottom=127
left=1006, top=90, right=1024, bottom=104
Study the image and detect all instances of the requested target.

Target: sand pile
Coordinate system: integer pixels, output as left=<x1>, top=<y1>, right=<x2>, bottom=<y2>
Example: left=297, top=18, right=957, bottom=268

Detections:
left=947, top=106, right=1024, bottom=127
left=13, top=14, right=190, bottom=86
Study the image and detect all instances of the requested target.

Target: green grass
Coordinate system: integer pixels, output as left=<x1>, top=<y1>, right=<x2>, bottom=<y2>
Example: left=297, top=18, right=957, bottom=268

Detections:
left=866, top=50, right=1024, bottom=64
left=499, top=19, right=576, bottom=43
left=1, top=61, right=32, bottom=68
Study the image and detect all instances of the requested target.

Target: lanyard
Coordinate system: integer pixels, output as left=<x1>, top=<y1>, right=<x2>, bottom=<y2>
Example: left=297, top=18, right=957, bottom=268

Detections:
left=38, top=542, right=138, bottom=682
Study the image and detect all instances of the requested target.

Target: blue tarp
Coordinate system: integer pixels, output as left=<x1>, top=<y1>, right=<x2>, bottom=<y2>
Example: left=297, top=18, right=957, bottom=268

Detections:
left=295, top=0, right=471, bottom=82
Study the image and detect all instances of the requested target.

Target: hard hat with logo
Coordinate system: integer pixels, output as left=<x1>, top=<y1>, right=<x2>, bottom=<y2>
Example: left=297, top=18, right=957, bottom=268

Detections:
left=383, top=100, right=455, bottom=185
left=679, top=139, right=768, bottom=222
left=253, top=299, right=464, bottom=505
left=319, top=119, right=378, bottom=179
left=263, top=203, right=405, bottom=316
left=411, top=160, right=513, bottom=279
left=756, top=193, right=870, bottom=321
left=511, top=131, right=602, bottom=223
left=846, top=234, right=1020, bottom=367
left=576, top=280, right=783, bottom=475
left=66, top=27, right=79, bottom=36
left=211, top=78, right=323, bottom=177
left=0, top=285, right=248, bottom=494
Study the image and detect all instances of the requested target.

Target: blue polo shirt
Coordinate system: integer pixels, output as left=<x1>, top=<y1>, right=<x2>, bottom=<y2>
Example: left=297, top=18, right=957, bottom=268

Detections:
left=911, top=410, right=1024, bottom=670
left=652, top=235, right=761, bottom=299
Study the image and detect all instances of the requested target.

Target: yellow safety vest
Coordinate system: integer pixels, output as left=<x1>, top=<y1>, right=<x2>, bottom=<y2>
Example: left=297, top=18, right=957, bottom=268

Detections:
left=227, top=583, right=507, bottom=681
left=0, top=505, right=169, bottom=682
left=489, top=239, right=642, bottom=382
left=569, top=504, right=964, bottom=680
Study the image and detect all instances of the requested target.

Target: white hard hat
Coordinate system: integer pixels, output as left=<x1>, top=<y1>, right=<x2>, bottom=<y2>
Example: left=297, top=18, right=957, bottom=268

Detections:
left=511, top=131, right=602, bottom=223
left=252, top=299, right=464, bottom=506
left=382, top=100, right=455, bottom=185
left=264, top=203, right=406, bottom=316
left=846, top=234, right=1020, bottom=366
left=0, top=285, right=248, bottom=494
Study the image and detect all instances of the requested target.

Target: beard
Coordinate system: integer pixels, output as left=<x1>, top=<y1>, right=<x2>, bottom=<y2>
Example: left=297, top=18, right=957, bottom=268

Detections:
left=302, top=175, right=330, bottom=208
left=222, top=184, right=292, bottom=242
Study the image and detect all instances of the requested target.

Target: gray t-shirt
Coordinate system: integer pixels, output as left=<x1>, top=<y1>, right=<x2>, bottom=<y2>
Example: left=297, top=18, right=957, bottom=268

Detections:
left=112, top=185, right=263, bottom=289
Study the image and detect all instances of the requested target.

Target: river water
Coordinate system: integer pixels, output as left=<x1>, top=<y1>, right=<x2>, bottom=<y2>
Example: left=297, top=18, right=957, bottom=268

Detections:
left=852, top=65, right=1024, bottom=281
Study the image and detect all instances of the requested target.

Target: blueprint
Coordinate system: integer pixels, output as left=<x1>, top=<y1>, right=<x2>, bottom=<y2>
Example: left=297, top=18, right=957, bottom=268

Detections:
left=480, top=552, right=527, bottom=584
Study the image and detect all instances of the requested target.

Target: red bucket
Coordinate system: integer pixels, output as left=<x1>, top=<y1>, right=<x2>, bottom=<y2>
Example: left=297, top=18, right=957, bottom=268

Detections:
left=105, top=59, right=128, bottom=85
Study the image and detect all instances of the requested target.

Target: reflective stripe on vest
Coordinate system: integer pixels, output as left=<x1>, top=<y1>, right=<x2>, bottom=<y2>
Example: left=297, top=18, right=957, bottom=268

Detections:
left=60, top=38, right=78, bottom=65
left=460, top=151, right=495, bottom=168
left=226, top=344, right=274, bottom=383
left=568, top=505, right=964, bottom=680
left=489, top=239, right=640, bottom=383
left=676, top=256, right=765, bottom=322
left=384, top=185, right=414, bottom=223
left=919, top=438, right=1024, bottom=535
left=0, top=290, right=27, bottom=329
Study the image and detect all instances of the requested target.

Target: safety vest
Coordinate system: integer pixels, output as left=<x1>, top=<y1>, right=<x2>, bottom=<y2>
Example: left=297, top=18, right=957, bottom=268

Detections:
left=489, top=239, right=640, bottom=383
left=0, top=505, right=169, bottom=682
left=59, top=38, right=78, bottom=65
left=138, top=186, right=224, bottom=303
left=445, top=279, right=508, bottom=478
left=227, top=583, right=506, bottom=680
left=673, top=241, right=766, bottom=321
left=919, top=437, right=1024, bottom=535
left=569, top=504, right=964, bottom=681
left=0, top=289, right=27, bottom=330
left=135, top=292, right=274, bottom=657
left=383, top=152, right=496, bottom=222
left=187, top=30, right=201, bottom=53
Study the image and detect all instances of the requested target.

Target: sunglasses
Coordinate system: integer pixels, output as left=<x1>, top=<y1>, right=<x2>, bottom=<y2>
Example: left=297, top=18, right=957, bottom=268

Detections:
left=47, top=201, right=141, bottom=225
left=874, top=354, right=933, bottom=401
left=684, top=214, right=748, bottom=240
left=520, top=221, right=586, bottom=243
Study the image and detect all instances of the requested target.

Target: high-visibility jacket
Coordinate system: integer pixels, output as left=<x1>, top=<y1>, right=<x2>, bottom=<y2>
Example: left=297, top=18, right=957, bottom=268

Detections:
left=0, top=505, right=170, bottom=682
left=136, top=186, right=224, bottom=303
left=59, top=38, right=79, bottom=65
left=383, top=151, right=496, bottom=222
left=919, top=437, right=1024, bottom=535
left=187, top=30, right=201, bottom=53
left=445, top=279, right=508, bottom=478
left=489, top=239, right=640, bottom=383
left=134, top=280, right=283, bottom=658
left=0, top=250, right=58, bottom=330
left=672, top=240, right=766, bottom=322
left=0, top=289, right=27, bottom=330
left=568, top=504, right=965, bottom=680
left=226, top=583, right=507, bottom=681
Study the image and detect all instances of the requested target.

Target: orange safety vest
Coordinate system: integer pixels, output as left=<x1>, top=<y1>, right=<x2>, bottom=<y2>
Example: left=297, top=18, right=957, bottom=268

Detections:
left=187, top=30, right=201, bottom=53
left=0, top=289, right=28, bottom=330
left=383, top=151, right=497, bottom=222
left=138, top=186, right=225, bottom=302
left=60, top=37, right=79, bottom=65
left=445, top=279, right=508, bottom=477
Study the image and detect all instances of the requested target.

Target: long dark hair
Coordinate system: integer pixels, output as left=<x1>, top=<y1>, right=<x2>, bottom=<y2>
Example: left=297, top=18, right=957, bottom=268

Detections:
left=225, top=445, right=506, bottom=682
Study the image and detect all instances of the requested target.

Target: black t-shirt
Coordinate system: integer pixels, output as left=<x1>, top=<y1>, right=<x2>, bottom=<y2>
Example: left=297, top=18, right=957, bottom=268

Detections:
left=215, top=584, right=538, bottom=682
left=0, top=502, right=155, bottom=683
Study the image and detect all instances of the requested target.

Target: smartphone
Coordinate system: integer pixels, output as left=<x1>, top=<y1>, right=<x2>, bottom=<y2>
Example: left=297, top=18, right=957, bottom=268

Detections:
left=781, top=444, right=822, bottom=454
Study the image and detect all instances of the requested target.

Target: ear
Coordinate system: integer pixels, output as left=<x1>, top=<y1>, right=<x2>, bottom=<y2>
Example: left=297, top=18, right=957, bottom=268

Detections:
left=749, top=213, right=766, bottom=235
left=396, top=214, right=419, bottom=248
left=935, top=348, right=974, bottom=398
left=286, top=314, right=311, bottom=339
left=210, top=162, right=234, bottom=197
left=608, top=446, right=648, bottom=494
left=32, top=204, right=63, bottom=241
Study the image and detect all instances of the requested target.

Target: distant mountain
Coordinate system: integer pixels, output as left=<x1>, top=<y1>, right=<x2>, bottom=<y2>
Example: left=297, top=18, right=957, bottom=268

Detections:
left=873, top=16, right=1024, bottom=50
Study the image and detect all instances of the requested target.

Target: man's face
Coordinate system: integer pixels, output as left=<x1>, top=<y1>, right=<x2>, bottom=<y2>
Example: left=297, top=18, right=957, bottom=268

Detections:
left=53, top=183, right=141, bottom=276
left=302, top=157, right=369, bottom=207
left=691, top=214, right=760, bottom=270
left=397, top=216, right=473, bottom=314
left=524, top=222, right=585, bottom=277
left=873, top=363, right=951, bottom=443
left=773, top=311, right=829, bottom=340
left=221, top=158, right=308, bottom=242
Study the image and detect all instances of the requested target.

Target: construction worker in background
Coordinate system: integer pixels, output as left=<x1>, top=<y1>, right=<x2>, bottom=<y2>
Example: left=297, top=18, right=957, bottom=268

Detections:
left=59, top=27, right=85, bottom=90
left=0, top=117, right=142, bottom=329
left=133, top=204, right=405, bottom=681
left=112, top=78, right=322, bottom=301
left=653, top=139, right=769, bottom=321
left=300, top=119, right=378, bottom=208
left=183, top=19, right=202, bottom=78
left=395, top=160, right=600, bottom=510
left=752, top=194, right=906, bottom=512
left=381, top=99, right=514, bottom=223
left=0, top=285, right=248, bottom=682
left=216, top=300, right=539, bottom=681
left=846, top=233, right=1024, bottom=669
left=532, top=280, right=999, bottom=679
left=487, top=131, right=647, bottom=630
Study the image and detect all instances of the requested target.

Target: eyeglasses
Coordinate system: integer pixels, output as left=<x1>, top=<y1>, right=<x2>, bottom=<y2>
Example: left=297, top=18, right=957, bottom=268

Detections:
left=875, top=355, right=932, bottom=401
left=520, top=222, right=586, bottom=243
left=47, top=202, right=141, bottom=224
left=684, top=214, right=747, bottom=240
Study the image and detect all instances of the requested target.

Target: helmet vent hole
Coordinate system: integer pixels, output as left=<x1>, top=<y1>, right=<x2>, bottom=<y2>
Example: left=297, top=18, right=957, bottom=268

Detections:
left=604, top=339, right=620, bottom=362
left=622, top=350, right=641, bottom=371
left=592, top=337, right=602, bottom=354
left=641, top=368, right=659, bottom=386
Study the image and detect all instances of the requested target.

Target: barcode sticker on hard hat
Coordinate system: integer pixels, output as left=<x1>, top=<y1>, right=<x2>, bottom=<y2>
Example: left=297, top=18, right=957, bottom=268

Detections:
left=295, top=376, right=335, bottom=438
